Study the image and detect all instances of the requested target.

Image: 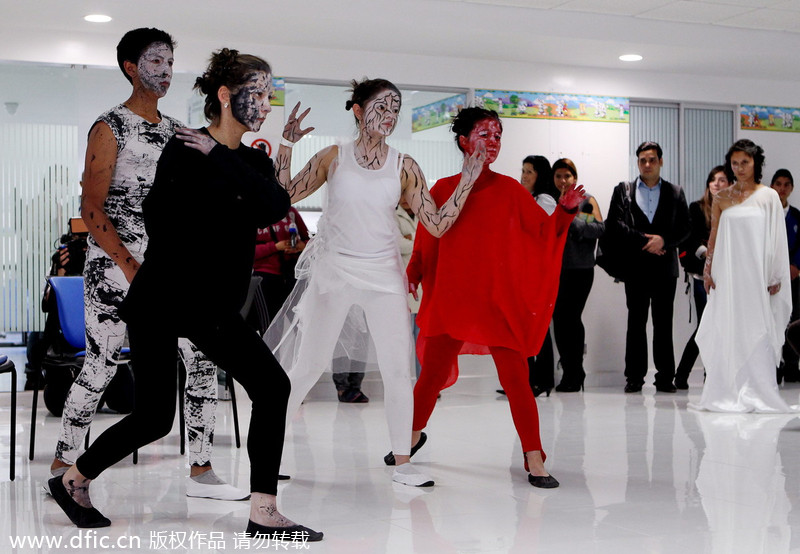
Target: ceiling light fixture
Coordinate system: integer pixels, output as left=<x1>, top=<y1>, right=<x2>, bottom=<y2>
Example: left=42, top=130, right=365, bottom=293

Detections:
left=84, top=14, right=112, bottom=23
left=619, top=54, right=643, bottom=62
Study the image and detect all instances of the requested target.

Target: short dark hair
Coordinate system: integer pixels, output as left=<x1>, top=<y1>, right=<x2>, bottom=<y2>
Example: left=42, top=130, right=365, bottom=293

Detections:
left=451, top=107, right=502, bottom=153
left=725, top=139, right=765, bottom=183
left=116, top=28, right=175, bottom=83
left=636, top=141, right=662, bottom=159
left=194, top=48, right=271, bottom=122
left=771, top=168, right=794, bottom=187
left=345, top=78, right=402, bottom=123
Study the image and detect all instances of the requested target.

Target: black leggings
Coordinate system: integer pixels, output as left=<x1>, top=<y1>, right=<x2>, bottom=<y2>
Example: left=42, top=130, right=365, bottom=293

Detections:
left=76, top=314, right=290, bottom=495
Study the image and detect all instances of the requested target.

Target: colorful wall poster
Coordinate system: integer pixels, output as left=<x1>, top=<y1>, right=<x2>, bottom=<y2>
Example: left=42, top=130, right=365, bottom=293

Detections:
left=412, top=94, right=467, bottom=132
left=740, top=104, right=800, bottom=132
left=474, top=90, right=629, bottom=123
left=271, top=76, right=285, bottom=106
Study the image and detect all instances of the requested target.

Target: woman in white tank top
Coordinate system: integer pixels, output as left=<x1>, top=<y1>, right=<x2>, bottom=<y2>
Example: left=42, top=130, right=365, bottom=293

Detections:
left=265, top=78, right=485, bottom=488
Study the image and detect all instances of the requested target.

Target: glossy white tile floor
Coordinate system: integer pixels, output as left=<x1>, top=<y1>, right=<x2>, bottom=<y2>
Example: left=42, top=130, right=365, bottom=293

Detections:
left=3, top=357, right=800, bottom=553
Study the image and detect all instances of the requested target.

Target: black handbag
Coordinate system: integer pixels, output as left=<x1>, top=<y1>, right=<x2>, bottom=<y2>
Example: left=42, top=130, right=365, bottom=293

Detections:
left=596, top=182, right=632, bottom=283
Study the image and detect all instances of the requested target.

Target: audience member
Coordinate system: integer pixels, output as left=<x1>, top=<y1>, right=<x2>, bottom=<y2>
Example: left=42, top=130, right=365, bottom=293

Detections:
left=605, top=141, right=690, bottom=393
left=770, top=168, right=800, bottom=383
left=674, top=166, right=731, bottom=389
left=692, top=140, right=796, bottom=413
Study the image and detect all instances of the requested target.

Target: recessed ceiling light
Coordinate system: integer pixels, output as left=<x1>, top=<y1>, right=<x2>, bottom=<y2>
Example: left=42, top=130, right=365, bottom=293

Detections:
left=619, top=54, right=643, bottom=62
left=84, top=14, right=112, bottom=23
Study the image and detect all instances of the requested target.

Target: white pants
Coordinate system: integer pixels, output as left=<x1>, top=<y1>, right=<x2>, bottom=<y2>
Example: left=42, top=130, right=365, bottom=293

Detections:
left=285, top=283, right=413, bottom=455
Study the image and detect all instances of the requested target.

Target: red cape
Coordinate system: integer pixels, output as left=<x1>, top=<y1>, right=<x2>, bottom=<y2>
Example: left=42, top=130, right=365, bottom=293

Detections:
left=408, top=170, right=573, bottom=387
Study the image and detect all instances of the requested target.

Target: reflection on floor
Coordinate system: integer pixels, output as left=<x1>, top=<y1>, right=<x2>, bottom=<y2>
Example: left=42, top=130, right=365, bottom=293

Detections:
left=2, top=359, right=800, bottom=554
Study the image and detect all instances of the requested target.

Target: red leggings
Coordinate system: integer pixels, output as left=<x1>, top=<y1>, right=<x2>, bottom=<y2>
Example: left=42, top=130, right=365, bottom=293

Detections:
left=412, top=334, right=544, bottom=455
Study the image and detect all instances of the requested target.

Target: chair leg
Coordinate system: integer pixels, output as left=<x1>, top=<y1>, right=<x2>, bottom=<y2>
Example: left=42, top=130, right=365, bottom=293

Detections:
left=227, top=374, right=241, bottom=449
left=29, top=374, right=38, bottom=461
left=178, top=363, right=186, bottom=456
left=10, top=369, right=16, bottom=481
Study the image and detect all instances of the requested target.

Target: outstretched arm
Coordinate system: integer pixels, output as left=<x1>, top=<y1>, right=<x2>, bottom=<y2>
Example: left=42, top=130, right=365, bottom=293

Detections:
left=273, top=102, right=330, bottom=203
left=401, top=146, right=486, bottom=238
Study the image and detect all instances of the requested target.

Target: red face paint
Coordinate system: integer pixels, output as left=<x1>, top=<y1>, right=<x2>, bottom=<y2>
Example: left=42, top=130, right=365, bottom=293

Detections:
left=460, top=118, right=501, bottom=165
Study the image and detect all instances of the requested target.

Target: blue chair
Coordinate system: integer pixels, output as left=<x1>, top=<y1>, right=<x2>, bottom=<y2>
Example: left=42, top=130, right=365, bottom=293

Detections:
left=32, top=277, right=135, bottom=462
left=0, top=354, right=17, bottom=480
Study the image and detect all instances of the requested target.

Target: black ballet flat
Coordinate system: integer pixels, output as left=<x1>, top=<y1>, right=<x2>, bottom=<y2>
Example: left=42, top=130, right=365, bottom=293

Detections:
left=245, top=520, right=323, bottom=542
left=48, top=476, right=111, bottom=528
left=528, top=474, right=560, bottom=489
left=384, top=432, right=427, bottom=466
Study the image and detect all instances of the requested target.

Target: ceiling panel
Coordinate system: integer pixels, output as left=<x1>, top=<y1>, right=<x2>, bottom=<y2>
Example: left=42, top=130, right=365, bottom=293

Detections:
left=639, top=1, right=753, bottom=23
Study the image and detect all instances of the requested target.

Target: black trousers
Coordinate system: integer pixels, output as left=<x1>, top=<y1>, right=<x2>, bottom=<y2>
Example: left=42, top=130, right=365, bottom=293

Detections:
left=623, top=274, right=677, bottom=386
left=528, top=329, right=554, bottom=390
left=76, top=313, right=290, bottom=495
left=781, top=277, right=800, bottom=375
left=552, top=268, right=594, bottom=387
left=676, top=278, right=707, bottom=379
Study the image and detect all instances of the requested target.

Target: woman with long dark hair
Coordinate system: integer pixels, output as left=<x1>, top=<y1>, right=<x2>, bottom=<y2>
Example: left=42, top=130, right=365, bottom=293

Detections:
left=674, top=166, right=730, bottom=389
left=692, top=140, right=796, bottom=412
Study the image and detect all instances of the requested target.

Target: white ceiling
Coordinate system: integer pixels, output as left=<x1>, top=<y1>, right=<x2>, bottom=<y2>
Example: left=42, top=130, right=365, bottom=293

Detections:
left=1, top=0, right=800, bottom=82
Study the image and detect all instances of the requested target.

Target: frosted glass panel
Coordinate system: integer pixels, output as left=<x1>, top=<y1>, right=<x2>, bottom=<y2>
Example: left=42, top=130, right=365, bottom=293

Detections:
left=0, top=123, right=80, bottom=333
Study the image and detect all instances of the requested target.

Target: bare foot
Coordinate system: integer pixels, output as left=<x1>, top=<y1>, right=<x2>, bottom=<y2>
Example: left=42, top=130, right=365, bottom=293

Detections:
left=250, top=493, right=297, bottom=528
left=190, top=464, right=212, bottom=478
left=62, top=466, right=94, bottom=509
left=51, top=458, right=71, bottom=473
left=525, top=450, right=550, bottom=477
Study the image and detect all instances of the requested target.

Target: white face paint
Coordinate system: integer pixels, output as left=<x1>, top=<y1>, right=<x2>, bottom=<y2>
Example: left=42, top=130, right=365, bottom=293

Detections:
left=136, top=42, right=173, bottom=97
left=231, top=71, right=273, bottom=132
left=360, top=90, right=401, bottom=137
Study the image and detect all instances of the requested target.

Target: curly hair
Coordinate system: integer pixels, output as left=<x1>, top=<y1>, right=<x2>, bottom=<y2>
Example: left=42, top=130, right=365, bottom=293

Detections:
left=194, top=48, right=271, bottom=122
left=116, top=28, right=175, bottom=83
left=725, top=139, right=765, bottom=183
left=344, top=78, right=402, bottom=124
left=451, top=107, right=502, bottom=153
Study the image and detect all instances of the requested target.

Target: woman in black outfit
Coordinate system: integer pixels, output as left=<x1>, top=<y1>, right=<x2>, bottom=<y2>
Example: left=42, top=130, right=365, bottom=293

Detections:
left=674, top=165, right=731, bottom=390
left=550, top=158, right=604, bottom=392
left=48, top=49, right=322, bottom=541
left=524, top=155, right=559, bottom=396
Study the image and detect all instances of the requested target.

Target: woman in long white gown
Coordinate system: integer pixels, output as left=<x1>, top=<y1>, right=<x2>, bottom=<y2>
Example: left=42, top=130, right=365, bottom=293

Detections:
left=692, top=139, right=798, bottom=413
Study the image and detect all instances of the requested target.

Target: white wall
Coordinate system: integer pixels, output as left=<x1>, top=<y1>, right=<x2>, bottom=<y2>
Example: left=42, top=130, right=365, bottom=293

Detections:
left=5, top=39, right=800, bottom=383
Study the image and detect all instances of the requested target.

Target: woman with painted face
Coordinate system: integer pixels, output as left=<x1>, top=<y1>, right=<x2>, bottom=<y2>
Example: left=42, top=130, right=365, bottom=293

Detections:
left=691, top=139, right=797, bottom=413
left=674, top=166, right=731, bottom=390
left=49, top=49, right=322, bottom=540
left=403, top=108, right=585, bottom=488
left=265, top=78, right=485, bottom=488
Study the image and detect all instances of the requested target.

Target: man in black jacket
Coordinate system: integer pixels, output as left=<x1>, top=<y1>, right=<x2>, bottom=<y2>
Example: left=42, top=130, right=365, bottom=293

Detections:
left=606, top=141, right=690, bottom=393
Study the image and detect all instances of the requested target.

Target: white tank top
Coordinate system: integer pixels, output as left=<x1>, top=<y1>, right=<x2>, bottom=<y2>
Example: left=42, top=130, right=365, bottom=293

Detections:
left=323, top=141, right=403, bottom=257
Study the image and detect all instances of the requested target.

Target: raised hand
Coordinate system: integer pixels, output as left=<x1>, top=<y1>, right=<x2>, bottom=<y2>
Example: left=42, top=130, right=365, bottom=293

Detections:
left=176, top=128, right=216, bottom=155
left=283, top=102, right=315, bottom=143
left=462, top=142, right=487, bottom=184
left=558, top=183, right=586, bottom=211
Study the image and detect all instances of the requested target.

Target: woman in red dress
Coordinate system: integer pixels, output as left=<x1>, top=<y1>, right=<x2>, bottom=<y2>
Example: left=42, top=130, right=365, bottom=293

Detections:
left=390, top=107, right=584, bottom=487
